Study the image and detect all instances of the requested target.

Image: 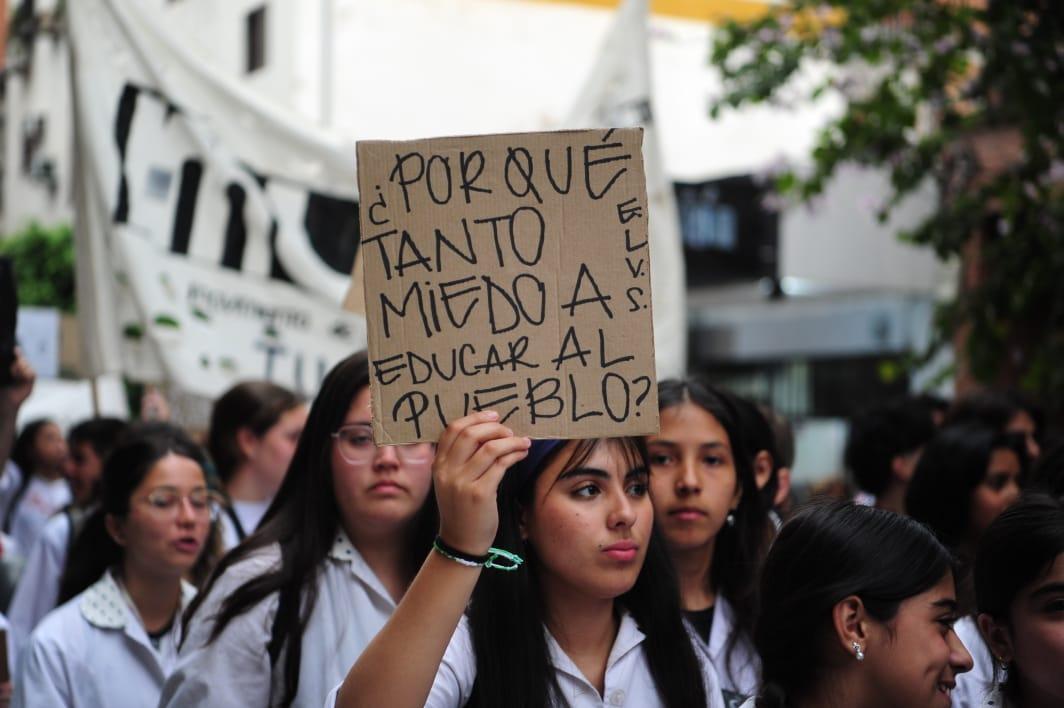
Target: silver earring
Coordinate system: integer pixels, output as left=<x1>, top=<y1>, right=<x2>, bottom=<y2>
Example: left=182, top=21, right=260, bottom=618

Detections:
left=726, top=511, right=736, bottom=527
left=852, top=642, right=865, bottom=662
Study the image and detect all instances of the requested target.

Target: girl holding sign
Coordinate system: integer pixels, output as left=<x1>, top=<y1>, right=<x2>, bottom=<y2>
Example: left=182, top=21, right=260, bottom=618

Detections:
left=160, top=352, right=438, bottom=708
left=646, top=378, right=767, bottom=705
left=331, top=418, right=723, bottom=708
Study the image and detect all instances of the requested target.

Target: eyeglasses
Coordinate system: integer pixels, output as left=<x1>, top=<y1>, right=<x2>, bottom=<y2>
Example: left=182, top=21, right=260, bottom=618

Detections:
left=140, top=487, right=223, bottom=518
left=331, top=424, right=435, bottom=465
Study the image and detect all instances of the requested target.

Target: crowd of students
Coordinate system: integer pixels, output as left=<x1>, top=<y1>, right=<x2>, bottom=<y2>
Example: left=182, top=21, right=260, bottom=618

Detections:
left=0, top=347, right=1061, bottom=708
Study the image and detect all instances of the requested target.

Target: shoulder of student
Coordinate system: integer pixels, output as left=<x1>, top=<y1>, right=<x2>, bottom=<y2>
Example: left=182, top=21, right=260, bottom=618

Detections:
left=22, top=591, right=91, bottom=661
left=181, top=543, right=283, bottom=647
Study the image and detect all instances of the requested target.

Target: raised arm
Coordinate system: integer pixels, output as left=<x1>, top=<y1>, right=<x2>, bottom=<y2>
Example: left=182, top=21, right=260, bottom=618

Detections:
left=334, top=410, right=530, bottom=708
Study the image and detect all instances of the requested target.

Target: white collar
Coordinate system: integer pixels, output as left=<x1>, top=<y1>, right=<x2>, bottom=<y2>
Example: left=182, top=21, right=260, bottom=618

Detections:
left=545, top=610, right=646, bottom=684
left=80, top=569, right=196, bottom=630
left=326, top=529, right=398, bottom=608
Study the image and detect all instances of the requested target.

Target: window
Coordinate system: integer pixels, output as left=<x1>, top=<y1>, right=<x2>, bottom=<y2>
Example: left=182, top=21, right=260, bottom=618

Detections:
left=245, top=5, right=267, bottom=74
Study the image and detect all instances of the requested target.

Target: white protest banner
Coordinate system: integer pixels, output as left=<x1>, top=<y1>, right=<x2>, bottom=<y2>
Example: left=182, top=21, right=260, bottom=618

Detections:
left=359, top=129, right=659, bottom=444
left=67, top=0, right=366, bottom=399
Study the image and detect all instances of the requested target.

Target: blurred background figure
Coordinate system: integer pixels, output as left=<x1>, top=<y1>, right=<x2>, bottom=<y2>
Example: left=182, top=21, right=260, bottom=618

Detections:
left=206, top=382, right=307, bottom=549
left=6, top=416, right=128, bottom=662
left=844, top=397, right=936, bottom=514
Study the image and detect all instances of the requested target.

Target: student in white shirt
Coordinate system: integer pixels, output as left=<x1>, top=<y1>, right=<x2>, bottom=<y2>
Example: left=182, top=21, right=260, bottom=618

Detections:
left=335, top=419, right=723, bottom=708
left=2, top=419, right=72, bottom=555
left=747, top=502, right=974, bottom=708
left=206, top=381, right=307, bottom=549
left=972, top=494, right=1064, bottom=708
left=160, top=352, right=437, bottom=708
left=15, top=424, right=213, bottom=708
left=646, top=379, right=766, bottom=706
left=8, top=417, right=129, bottom=662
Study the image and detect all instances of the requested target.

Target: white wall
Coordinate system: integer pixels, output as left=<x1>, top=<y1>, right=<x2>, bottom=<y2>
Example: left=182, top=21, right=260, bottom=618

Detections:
left=779, top=165, right=951, bottom=293
left=2, top=33, right=74, bottom=234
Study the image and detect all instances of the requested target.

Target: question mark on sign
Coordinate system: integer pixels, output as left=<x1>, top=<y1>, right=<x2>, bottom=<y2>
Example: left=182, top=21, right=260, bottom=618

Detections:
left=632, top=375, right=652, bottom=416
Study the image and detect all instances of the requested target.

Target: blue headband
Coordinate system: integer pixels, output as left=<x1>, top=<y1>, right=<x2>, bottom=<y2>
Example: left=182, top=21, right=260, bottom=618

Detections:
left=510, top=439, right=566, bottom=485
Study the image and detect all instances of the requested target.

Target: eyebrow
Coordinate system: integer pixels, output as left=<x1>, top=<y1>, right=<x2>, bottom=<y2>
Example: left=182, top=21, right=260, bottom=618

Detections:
left=1029, top=582, right=1064, bottom=598
left=557, top=466, right=648, bottom=481
left=648, top=440, right=728, bottom=450
left=930, top=598, right=959, bottom=612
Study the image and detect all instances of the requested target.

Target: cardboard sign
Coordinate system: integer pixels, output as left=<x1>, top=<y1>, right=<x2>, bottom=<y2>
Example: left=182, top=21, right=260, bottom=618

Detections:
left=358, top=128, right=658, bottom=443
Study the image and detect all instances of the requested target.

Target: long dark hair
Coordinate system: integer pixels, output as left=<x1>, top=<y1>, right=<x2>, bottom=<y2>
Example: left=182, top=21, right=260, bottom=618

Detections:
left=207, top=380, right=303, bottom=484
left=58, top=423, right=210, bottom=603
left=657, top=378, right=766, bottom=687
left=182, top=351, right=438, bottom=707
left=467, top=437, right=707, bottom=708
left=975, top=493, right=1064, bottom=703
left=754, top=502, right=954, bottom=708
left=906, top=422, right=1027, bottom=551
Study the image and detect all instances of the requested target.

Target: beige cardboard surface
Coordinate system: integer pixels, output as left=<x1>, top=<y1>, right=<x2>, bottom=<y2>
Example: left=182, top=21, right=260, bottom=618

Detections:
left=357, top=128, right=658, bottom=443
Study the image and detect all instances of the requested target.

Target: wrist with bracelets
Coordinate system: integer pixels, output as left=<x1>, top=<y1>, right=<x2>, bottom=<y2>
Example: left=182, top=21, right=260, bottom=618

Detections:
left=433, top=536, right=523, bottom=571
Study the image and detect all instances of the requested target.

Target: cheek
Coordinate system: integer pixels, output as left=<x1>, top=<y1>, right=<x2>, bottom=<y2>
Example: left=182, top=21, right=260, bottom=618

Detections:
left=1013, top=618, right=1064, bottom=686
left=649, top=472, right=675, bottom=506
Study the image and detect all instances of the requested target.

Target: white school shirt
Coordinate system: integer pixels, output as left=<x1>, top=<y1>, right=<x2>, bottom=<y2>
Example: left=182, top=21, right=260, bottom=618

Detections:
left=161, top=531, right=396, bottom=708
left=218, top=498, right=272, bottom=550
left=14, top=570, right=195, bottom=708
left=324, top=613, right=727, bottom=708
left=953, top=615, right=996, bottom=708
left=7, top=511, right=70, bottom=666
left=693, top=595, right=760, bottom=707
left=7, top=475, right=71, bottom=556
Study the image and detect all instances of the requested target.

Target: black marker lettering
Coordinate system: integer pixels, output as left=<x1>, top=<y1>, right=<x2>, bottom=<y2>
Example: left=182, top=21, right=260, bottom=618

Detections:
left=392, top=391, right=429, bottom=439
left=509, top=206, right=546, bottom=266
left=395, top=231, right=433, bottom=278
left=569, top=373, right=603, bottom=422
left=434, top=226, right=477, bottom=272
left=389, top=152, right=425, bottom=213
left=380, top=284, right=432, bottom=339
left=425, top=155, right=453, bottom=205
left=562, top=264, right=614, bottom=318
left=599, top=329, right=634, bottom=368
left=504, top=147, right=543, bottom=203
left=544, top=146, right=573, bottom=194
left=552, top=326, right=591, bottom=369
left=526, top=377, right=563, bottom=424
left=372, top=353, right=407, bottom=386
left=361, top=229, right=397, bottom=280
left=616, top=197, right=644, bottom=224
left=459, top=150, right=491, bottom=203
left=368, top=185, right=389, bottom=225
left=438, top=276, right=481, bottom=329
left=624, top=228, right=648, bottom=252
left=601, top=373, right=631, bottom=422
left=583, top=142, right=632, bottom=200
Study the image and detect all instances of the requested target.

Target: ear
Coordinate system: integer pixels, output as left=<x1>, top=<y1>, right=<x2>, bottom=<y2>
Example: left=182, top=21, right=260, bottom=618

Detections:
left=753, top=450, right=774, bottom=491
left=235, top=426, right=259, bottom=461
left=832, top=595, right=871, bottom=659
left=773, top=467, right=792, bottom=509
left=518, top=504, right=530, bottom=541
left=977, top=613, right=1014, bottom=664
left=105, top=514, right=127, bottom=548
left=891, top=450, right=918, bottom=483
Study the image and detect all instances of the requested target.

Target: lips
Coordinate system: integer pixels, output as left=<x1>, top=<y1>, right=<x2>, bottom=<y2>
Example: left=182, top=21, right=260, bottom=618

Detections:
left=173, top=537, right=201, bottom=554
left=368, top=481, right=405, bottom=495
left=602, top=540, right=639, bottom=562
left=668, top=507, right=708, bottom=522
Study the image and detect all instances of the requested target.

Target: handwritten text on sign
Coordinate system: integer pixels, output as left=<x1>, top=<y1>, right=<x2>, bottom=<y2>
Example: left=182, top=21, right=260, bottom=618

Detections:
left=358, top=129, right=658, bottom=443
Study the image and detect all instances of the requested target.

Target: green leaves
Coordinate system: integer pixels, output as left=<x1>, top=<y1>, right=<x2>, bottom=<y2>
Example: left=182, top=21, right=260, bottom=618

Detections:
left=0, top=221, right=75, bottom=312
left=709, top=0, right=1064, bottom=414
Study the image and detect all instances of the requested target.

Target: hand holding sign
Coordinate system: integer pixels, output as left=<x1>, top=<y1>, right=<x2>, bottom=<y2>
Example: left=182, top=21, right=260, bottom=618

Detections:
left=358, top=128, right=658, bottom=443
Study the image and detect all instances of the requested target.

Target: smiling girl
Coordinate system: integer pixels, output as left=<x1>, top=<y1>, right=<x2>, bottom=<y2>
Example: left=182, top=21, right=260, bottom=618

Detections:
left=749, top=501, right=973, bottom=708
left=16, top=424, right=213, bottom=708
left=333, top=413, right=722, bottom=708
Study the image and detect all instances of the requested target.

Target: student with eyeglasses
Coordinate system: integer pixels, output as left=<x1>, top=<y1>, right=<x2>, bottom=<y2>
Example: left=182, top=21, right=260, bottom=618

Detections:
left=159, top=351, right=438, bottom=708
left=15, top=424, right=215, bottom=708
